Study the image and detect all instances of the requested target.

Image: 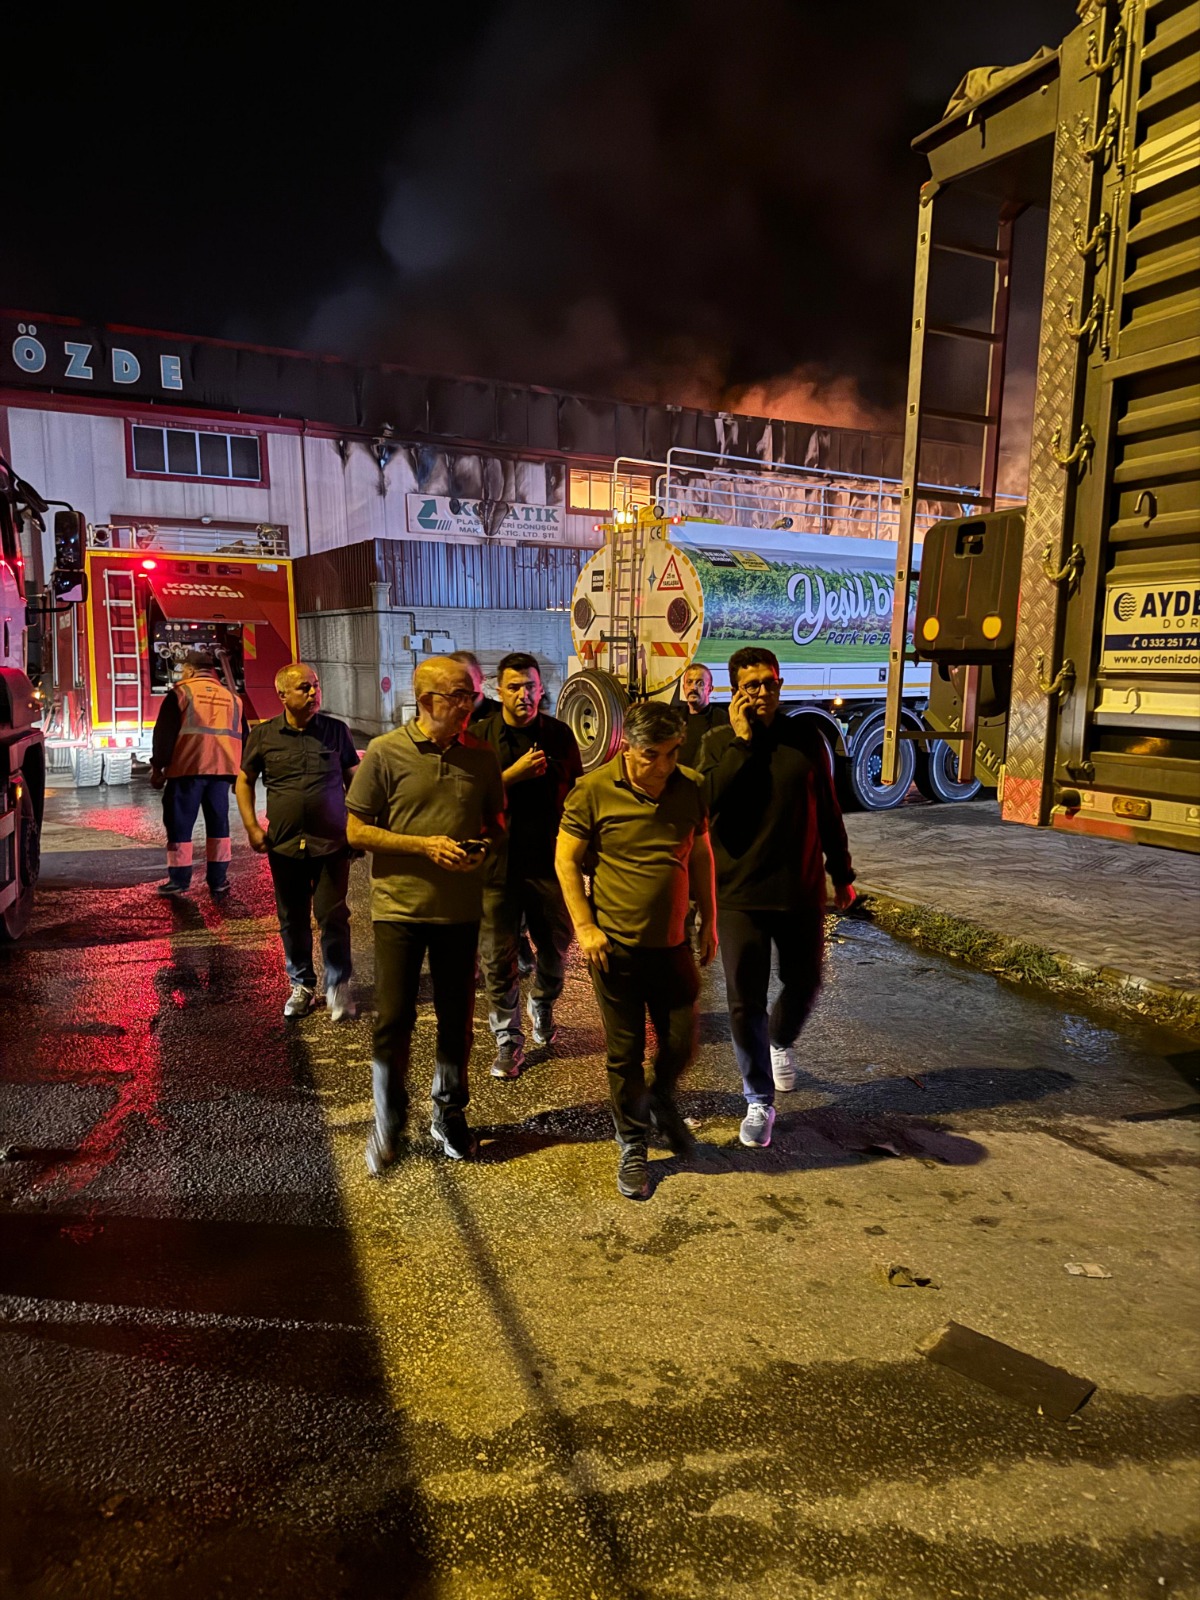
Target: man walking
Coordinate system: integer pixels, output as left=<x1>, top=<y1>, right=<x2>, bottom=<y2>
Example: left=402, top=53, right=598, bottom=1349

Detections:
left=698, top=647, right=855, bottom=1150
left=150, top=650, right=242, bottom=899
left=346, top=655, right=505, bottom=1170
left=474, top=651, right=582, bottom=1078
left=236, top=663, right=360, bottom=1020
left=556, top=701, right=716, bottom=1200
left=678, top=663, right=729, bottom=768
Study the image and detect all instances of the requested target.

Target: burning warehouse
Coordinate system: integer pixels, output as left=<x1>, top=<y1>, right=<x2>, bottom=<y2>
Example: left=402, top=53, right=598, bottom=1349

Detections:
left=1, top=312, right=976, bottom=772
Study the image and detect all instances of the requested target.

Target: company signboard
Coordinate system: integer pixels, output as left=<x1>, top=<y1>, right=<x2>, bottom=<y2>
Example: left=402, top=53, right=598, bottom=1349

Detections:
left=1101, top=580, right=1200, bottom=675
left=404, top=494, right=565, bottom=545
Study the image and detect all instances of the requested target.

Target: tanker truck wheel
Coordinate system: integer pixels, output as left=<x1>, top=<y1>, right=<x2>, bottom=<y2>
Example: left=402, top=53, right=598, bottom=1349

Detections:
left=838, top=722, right=916, bottom=812
left=915, top=738, right=983, bottom=804
left=556, top=671, right=628, bottom=774
left=0, top=783, right=39, bottom=942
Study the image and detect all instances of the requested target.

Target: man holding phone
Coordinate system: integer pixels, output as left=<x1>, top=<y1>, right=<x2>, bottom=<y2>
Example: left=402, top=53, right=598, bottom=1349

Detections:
left=346, top=655, right=505, bottom=1170
left=698, top=647, right=855, bottom=1150
left=473, top=652, right=582, bottom=1078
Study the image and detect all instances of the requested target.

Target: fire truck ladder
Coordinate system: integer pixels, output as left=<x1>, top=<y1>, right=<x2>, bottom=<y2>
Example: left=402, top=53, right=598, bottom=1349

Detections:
left=882, top=194, right=1023, bottom=785
left=104, top=566, right=144, bottom=737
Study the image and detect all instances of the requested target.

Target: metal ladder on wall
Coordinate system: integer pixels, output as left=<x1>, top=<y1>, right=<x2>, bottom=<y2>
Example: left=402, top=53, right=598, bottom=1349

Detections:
left=881, top=194, right=1024, bottom=785
left=604, top=509, right=646, bottom=694
left=104, top=567, right=144, bottom=736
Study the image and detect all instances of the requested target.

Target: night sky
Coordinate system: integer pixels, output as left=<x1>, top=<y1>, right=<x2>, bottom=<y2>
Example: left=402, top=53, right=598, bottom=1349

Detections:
left=4, top=1, right=1076, bottom=427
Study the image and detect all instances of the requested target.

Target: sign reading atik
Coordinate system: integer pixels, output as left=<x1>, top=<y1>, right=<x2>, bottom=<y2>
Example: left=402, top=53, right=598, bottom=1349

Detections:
left=405, top=495, right=564, bottom=545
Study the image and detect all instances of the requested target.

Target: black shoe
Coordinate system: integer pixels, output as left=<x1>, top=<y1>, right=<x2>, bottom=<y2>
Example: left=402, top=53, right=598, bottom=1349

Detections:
left=430, top=1117, right=477, bottom=1161
left=616, top=1142, right=650, bottom=1199
left=155, top=880, right=188, bottom=897
left=649, top=1100, right=696, bottom=1157
left=209, top=883, right=231, bottom=901
left=516, top=935, right=535, bottom=978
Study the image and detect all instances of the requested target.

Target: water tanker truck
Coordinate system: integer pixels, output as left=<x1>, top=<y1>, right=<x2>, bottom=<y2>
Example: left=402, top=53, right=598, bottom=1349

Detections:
left=556, top=449, right=1003, bottom=810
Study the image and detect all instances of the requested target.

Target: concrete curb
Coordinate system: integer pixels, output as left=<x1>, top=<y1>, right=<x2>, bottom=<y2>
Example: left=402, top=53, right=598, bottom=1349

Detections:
left=850, top=883, right=1200, bottom=1039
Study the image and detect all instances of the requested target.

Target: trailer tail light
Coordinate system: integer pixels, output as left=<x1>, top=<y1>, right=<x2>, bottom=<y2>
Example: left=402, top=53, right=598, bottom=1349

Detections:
left=141, top=559, right=157, bottom=570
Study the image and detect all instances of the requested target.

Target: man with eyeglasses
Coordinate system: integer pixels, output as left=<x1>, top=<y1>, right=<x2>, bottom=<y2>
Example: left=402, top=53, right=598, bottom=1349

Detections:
left=698, top=647, right=855, bottom=1149
left=346, top=655, right=505, bottom=1168
left=237, top=662, right=360, bottom=1020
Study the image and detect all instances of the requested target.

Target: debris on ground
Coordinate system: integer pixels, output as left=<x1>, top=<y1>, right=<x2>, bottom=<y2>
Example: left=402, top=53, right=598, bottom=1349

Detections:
left=887, top=1264, right=940, bottom=1289
left=1065, top=1262, right=1112, bottom=1278
left=919, top=1320, right=1096, bottom=1420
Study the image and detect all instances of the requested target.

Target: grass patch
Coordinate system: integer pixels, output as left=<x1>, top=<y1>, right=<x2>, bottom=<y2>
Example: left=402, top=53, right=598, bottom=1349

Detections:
left=857, top=894, right=1200, bottom=1040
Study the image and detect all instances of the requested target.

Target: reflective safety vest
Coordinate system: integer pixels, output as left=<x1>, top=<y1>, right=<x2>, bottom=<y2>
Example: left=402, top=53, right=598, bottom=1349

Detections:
left=166, top=672, right=243, bottom=778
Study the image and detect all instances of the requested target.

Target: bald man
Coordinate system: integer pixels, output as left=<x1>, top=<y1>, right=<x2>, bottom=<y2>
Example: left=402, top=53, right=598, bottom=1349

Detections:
left=237, top=662, right=359, bottom=1020
left=347, top=655, right=506, bottom=1169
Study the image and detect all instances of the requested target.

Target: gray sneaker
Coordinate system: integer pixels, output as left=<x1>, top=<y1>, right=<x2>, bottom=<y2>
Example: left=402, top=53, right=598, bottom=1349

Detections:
left=490, top=1040, right=526, bottom=1079
left=526, top=997, right=559, bottom=1048
left=616, top=1142, right=650, bottom=1199
left=329, top=981, right=357, bottom=1023
left=284, top=982, right=317, bottom=1018
left=770, top=1044, right=798, bottom=1092
left=365, top=1124, right=399, bottom=1176
left=739, top=1104, right=776, bottom=1148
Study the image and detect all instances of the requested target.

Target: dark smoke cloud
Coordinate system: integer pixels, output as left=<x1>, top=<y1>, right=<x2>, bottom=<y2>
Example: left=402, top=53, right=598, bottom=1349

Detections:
left=0, top=0, right=1076, bottom=433
left=298, top=0, right=1076, bottom=428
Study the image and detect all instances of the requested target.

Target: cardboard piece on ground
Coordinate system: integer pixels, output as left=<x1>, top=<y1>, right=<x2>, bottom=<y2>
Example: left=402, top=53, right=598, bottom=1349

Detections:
left=1064, top=1262, right=1112, bottom=1278
left=918, top=1321, right=1096, bottom=1420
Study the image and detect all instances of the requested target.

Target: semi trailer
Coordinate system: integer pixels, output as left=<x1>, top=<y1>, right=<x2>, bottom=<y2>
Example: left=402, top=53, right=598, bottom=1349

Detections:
left=883, top=0, right=1199, bottom=851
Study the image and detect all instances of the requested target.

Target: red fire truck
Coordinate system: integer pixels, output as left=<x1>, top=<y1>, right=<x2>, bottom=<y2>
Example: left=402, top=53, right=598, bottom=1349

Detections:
left=44, top=523, right=298, bottom=776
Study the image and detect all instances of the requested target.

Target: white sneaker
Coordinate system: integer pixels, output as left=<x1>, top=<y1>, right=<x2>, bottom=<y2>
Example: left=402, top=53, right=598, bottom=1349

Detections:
left=770, top=1044, right=798, bottom=1092
left=329, top=981, right=357, bottom=1023
left=284, top=981, right=316, bottom=1018
left=739, top=1104, right=776, bottom=1149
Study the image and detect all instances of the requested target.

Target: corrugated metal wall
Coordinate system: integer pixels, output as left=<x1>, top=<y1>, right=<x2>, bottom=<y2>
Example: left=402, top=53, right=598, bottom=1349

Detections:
left=294, top=539, right=589, bottom=613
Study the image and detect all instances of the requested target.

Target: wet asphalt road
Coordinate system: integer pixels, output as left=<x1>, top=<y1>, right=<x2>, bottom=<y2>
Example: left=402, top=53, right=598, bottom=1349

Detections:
left=2, top=780, right=1198, bottom=1600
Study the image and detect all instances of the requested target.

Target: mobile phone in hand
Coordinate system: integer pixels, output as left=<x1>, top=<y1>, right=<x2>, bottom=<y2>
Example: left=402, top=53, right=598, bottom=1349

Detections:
left=460, top=838, right=488, bottom=858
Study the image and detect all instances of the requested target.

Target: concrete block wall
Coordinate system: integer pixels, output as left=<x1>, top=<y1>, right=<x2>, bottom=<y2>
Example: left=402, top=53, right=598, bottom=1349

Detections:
left=299, top=602, right=573, bottom=740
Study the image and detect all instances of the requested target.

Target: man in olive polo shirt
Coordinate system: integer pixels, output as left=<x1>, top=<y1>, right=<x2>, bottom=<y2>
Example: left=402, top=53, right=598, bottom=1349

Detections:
left=346, top=655, right=505, bottom=1169
left=556, top=701, right=717, bottom=1200
left=237, top=662, right=359, bottom=1021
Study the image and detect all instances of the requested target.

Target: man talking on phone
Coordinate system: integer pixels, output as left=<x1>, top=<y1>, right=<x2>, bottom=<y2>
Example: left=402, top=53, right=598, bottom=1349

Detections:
left=698, top=647, right=855, bottom=1150
left=346, top=655, right=505, bottom=1170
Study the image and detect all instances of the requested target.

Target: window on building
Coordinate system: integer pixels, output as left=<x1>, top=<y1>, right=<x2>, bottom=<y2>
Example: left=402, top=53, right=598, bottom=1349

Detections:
left=131, top=424, right=265, bottom=484
left=568, top=468, right=653, bottom=514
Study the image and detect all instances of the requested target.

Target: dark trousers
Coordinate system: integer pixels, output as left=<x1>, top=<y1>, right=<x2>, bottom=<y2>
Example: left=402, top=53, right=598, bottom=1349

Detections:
left=589, top=940, right=699, bottom=1144
left=481, top=872, right=573, bottom=1044
left=371, top=919, right=479, bottom=1133
left=163, top=776, right=233, bottom=889
left=718, top=906, right=825, bottom=1106
left=267, top=847, right=352, bottom=991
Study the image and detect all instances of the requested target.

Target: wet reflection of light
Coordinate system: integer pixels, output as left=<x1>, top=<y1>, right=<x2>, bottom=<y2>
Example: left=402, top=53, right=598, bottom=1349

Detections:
left=33, top=938, right=170, bottom=1200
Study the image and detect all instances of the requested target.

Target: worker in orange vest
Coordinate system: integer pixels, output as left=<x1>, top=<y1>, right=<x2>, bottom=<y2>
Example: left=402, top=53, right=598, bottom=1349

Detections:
left=150, top=650, right=243, bottom=898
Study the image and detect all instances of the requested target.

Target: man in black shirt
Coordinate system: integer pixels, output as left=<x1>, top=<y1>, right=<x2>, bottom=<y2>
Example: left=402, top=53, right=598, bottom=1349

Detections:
left=474, top=652, right=582, bottom=1078
left=699, top=647, right=855, bottom=1149
left=237, top=663, right=360, bottom=1021
left=678, top=663, right=730, bottom=769
left=451, top=650, right=503, bottom=725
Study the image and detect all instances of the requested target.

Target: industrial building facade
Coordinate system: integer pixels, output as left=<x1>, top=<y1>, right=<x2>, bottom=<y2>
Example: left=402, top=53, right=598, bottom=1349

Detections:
left=1, top=311, right=969, bottom=731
